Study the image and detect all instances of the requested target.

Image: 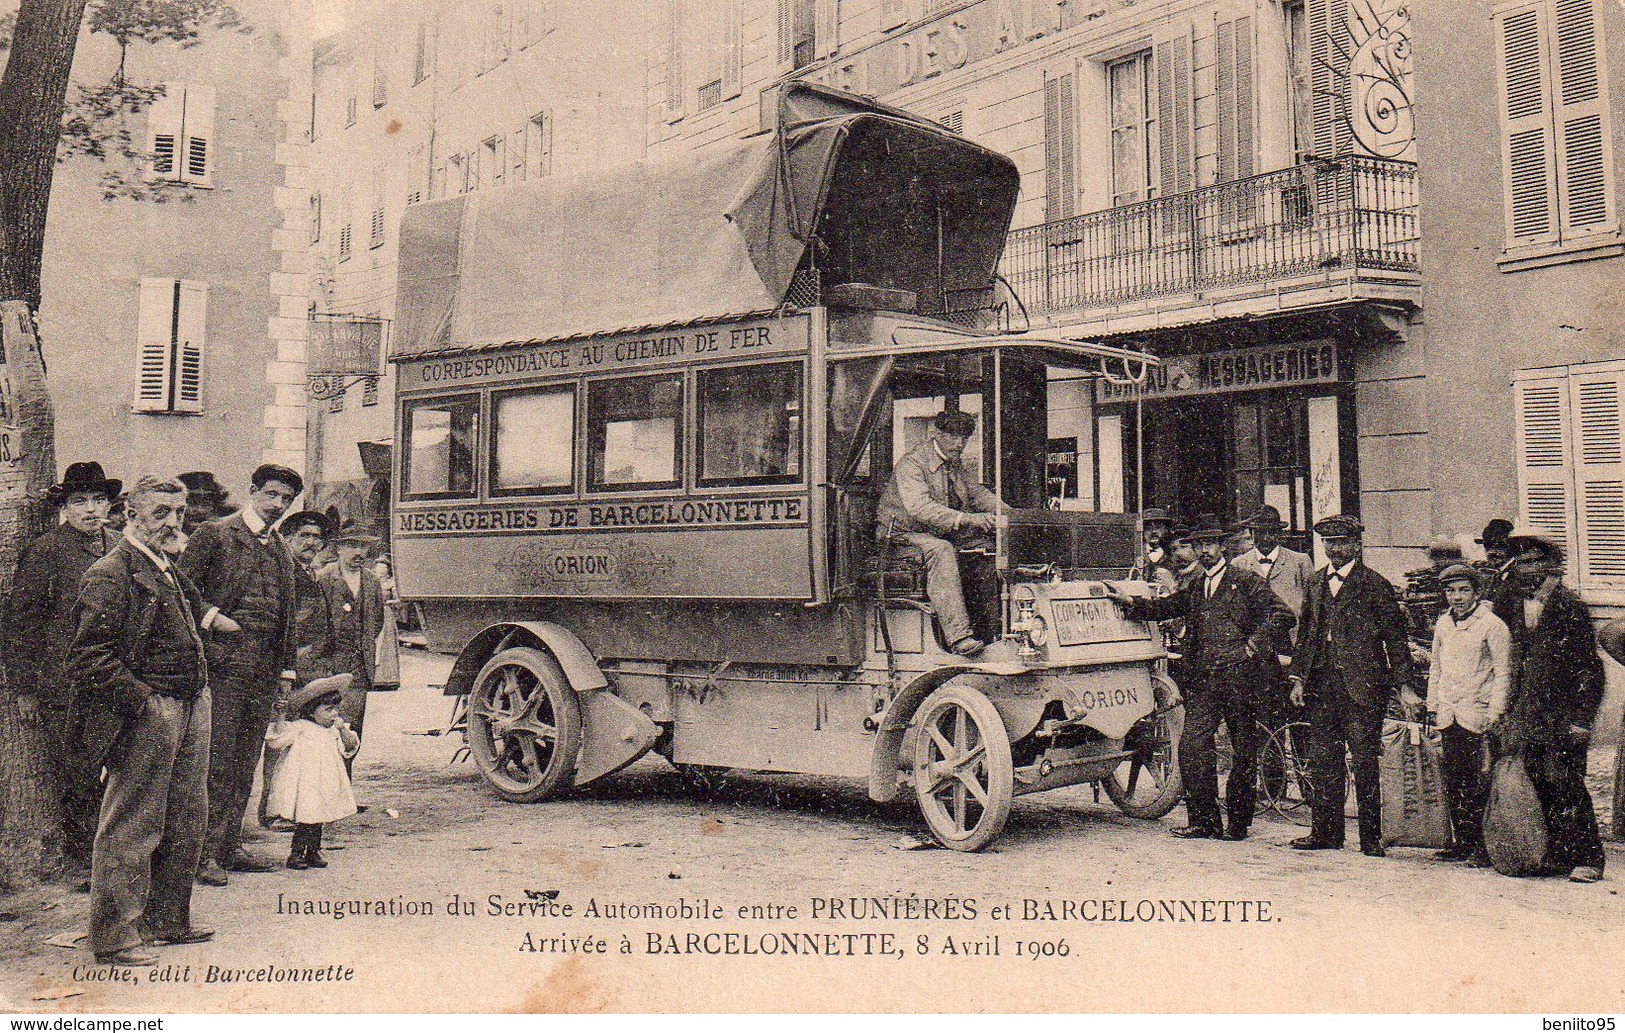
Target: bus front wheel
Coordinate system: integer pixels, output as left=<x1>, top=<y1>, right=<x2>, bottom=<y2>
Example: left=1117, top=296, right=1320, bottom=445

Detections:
left=911, top=684, right=1014, bottom=852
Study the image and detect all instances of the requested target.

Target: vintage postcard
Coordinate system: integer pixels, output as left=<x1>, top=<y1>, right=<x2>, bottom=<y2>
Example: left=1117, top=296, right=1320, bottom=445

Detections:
left=1, top=0, right=1623, bottom=1016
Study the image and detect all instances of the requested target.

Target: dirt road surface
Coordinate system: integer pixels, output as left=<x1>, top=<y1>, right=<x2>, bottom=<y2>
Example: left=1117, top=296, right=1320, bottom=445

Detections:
left=4, top=650, right=1622, bottom=1014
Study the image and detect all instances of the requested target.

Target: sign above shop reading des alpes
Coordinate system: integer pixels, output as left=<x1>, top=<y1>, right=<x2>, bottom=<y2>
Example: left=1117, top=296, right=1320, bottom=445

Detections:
left=1097, top=340, right=1341, bottom=403
left=816, top=0, right=1131, bottom=95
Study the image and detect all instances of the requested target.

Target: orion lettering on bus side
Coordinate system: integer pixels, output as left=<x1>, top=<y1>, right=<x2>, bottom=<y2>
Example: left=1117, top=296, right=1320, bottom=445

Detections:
left=396, top=497, right=807, bottom=535
left=408, top=321, right=800, bottom=387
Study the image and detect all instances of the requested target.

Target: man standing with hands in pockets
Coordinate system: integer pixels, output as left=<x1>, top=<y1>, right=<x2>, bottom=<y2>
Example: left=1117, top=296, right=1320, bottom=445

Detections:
left=181, top=464, right=303, bottom=885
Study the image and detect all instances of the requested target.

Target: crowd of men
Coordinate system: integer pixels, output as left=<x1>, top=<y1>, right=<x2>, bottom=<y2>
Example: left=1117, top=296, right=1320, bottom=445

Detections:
left=1110, top=507, right=1608, bottom=880
left=4, top=462, right=392, bottom=966
left=876, top=409, right=1610, bottom=880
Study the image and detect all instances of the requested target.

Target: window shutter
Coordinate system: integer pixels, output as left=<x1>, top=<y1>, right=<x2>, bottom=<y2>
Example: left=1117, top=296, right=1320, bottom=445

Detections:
left=310, top=192, right=322, bottom=243
left=1571, top=370, right=1625, bottom=589
left=1552, top=0, right=1615, bottom=233
left=777, top=0, right=794, bottom=66
left=174, top=281, right=206, bottom=414
left=371, top=167, right=386, bottom=246
left=815, top=0, right=838, bottom=60
left=1155, top=29, right=1194, bottom=195
left=134, top=279, right=175, bottom=412
left=146, top=84, right=184, bottom=181
left=1497, top=4, right=1560, bottom=244
left=722, top=0, right=743, bottom=100
left=181, top=83, right=214, bottom=186
left=1307, top=0, right=1350, bottom=158
left=1043, top=70, right=1077, bottom=221
left=1515, top=376, right=1577, bottom=577
left=1215, top=16, right=1255, bottom=184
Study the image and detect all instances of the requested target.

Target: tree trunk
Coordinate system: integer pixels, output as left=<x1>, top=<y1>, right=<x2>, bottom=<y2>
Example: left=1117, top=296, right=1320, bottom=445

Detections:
left=0, top=0, right=90, bottom=309
left=0, top=301, right=61, bottom=891
left=0, top=0, right=84, bottom=887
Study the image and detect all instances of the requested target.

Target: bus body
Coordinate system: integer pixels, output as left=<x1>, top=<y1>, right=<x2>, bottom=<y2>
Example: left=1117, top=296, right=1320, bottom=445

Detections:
left=390, top=83, right=1182, bottom=849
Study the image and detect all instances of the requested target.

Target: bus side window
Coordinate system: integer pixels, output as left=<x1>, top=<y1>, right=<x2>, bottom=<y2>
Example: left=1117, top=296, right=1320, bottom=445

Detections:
left=587, top=374, right=683, bottom=491
left=492, top=385, right=575, bottom=495
left=697, top=362, right=803, bottom=486
left=402, top=395, right=480, bottom=498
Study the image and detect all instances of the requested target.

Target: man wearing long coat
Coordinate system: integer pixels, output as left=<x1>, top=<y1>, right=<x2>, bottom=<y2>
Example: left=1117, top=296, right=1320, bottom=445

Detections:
left=70, top=476, right=217, bottom=966
left=1500, top=530, right=1607, bottom=882
left=1289, top=515, right=1413, bottom=857
left=5, top=461, right=118, bottom=866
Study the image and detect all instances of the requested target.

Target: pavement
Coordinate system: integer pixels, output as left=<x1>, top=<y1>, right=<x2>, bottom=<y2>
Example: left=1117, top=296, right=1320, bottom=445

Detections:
left=2, top=649, right=1623, bottom=1014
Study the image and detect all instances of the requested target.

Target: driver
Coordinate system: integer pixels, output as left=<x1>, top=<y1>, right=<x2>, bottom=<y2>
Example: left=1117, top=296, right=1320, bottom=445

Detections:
left=875, top=410, right=1010, bottom=657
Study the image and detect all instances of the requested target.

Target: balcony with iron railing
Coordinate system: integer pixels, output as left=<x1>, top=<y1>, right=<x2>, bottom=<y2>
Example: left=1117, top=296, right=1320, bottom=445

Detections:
left=1000, top=156, right=1419, bottom=324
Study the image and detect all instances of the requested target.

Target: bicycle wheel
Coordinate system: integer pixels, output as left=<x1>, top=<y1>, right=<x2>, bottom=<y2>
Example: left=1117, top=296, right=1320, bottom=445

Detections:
left=1260, top=721, right=1315, bottom=826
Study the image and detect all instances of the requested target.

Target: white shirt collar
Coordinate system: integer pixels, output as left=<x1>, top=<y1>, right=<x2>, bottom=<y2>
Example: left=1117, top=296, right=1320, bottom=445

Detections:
left=1447, top=601, right=1486, bottom=627
left=124, top=526, right=171, bottom=573
left=241, top=506, right=268, bottom=536
left=1257, top=546, right=1280, bottom=563
left=1205, top=559, right=1228, bottom=581
left=1330, top=560, right=1356, bottom=579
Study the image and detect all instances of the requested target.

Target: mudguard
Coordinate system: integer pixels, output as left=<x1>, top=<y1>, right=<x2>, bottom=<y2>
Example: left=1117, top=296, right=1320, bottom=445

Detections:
left=446, top=621, right=609, bottom=696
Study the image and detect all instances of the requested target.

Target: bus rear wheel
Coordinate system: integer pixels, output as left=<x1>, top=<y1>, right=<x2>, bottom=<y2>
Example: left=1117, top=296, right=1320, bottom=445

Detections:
left=911, top=684, right=1013, bottom=852
left=467, top=646, right=582, bottom=803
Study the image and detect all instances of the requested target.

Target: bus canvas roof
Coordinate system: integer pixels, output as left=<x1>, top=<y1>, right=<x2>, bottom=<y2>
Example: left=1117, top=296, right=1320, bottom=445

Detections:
left=393, top=83, right=1020, bottom=360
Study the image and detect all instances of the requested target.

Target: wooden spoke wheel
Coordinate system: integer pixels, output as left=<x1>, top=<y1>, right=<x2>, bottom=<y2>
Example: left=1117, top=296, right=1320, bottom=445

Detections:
left=1103, top=672, right=1185, bottom=820
left=911, top=684, right=1013, bottom=852
left=467, top=646, right=582, bottom=803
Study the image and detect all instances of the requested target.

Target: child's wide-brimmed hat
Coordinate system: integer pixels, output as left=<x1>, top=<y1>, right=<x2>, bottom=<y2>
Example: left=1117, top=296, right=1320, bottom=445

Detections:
left=287, top=673, right=352, bottom=716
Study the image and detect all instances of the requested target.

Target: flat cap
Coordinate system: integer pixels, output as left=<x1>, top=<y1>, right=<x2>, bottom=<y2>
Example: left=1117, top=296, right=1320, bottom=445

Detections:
left=1437, top=563, right=1480, bottom=589
left=1313, top=514, right=1364, bottom=539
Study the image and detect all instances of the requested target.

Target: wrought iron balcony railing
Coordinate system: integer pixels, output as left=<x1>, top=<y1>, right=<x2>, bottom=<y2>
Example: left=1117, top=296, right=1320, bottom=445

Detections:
left=999, top=156, right=1418, bottom=317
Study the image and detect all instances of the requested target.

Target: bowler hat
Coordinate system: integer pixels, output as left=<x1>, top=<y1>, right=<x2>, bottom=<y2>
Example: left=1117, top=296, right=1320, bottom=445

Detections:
left=1475, top=518, right=1514, bottom=546
left=177, top=471, right=230, bottom=500
left=333, top=518, right=382, bottom=546
left=1437, top=563, right=1480, bottom=590
left=1140, top=507, right=1174, bottom=526
left=1313, top=514, right=1364, bottom=539
left=1240, top=504, right=1287, bottom=531
left=281, top=510, right=333, bottom=537
left=931, top=410, right=977, bottom=437
left=286, top=673, right=352, bottom=718
left=49, top=461, right=120, bottom=503
left=1187, top=513, right=1230, bottom=543
left=1165, top=525, right=1196, bottom=545
left=1506, top=525, right=1563, bottom=558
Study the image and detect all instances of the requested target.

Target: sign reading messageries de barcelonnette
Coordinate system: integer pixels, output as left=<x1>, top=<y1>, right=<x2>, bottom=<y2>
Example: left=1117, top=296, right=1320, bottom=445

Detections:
left=1096, top=340, right=1342, bottom=403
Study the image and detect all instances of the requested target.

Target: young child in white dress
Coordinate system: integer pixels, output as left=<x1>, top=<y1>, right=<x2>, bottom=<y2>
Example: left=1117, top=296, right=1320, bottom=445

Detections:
left=265, top=674, right=360, bottom=870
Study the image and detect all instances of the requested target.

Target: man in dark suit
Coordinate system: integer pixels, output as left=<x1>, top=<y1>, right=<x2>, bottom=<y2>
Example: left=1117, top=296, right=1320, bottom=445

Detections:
left=1108, top=516, right=1294, bottom=840
left=70, top=476, right=220, bottom=965
left=318, top=520, right=386, bottom=756
left=1289, top=514, right=1413, bottom=857
left=5, top=461, right=118, bottom=868
left=180, top=464, right=302, bottom=885
left=1499, top=529, right=1607, bottom=883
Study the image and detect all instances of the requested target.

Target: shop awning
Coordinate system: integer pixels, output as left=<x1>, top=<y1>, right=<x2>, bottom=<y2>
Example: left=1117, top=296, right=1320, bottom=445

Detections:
left=392, top=83, right=1020, bottom=359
